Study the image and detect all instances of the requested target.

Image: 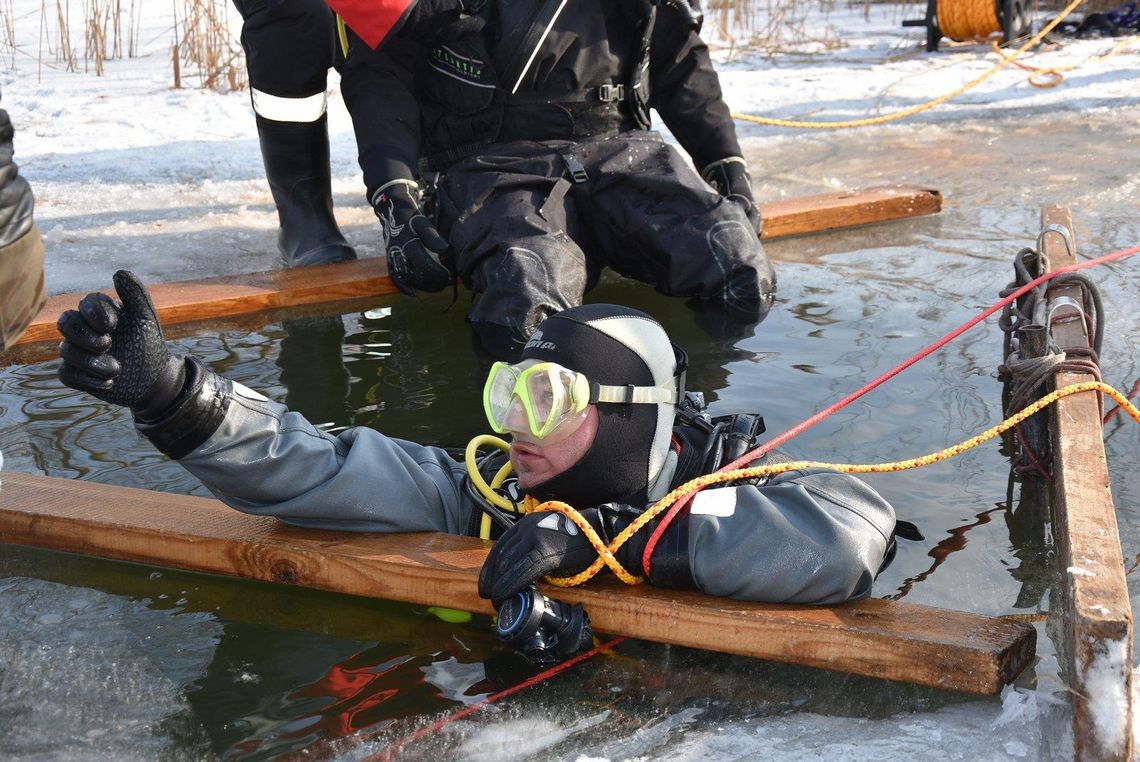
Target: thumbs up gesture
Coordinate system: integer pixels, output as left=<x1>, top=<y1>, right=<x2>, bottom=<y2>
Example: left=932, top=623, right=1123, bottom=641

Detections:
left=57, top=270, right=187, bottom=421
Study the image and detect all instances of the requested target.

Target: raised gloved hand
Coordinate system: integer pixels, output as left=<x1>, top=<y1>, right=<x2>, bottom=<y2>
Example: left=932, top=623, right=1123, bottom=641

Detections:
left=57, top=270, right=187, bottom=421
left=0, top=106, right=34, bottom=248
left=478, top=504, right=655, bottom=602
left=702, top=157, right=761, bottom=236
left=372, top=179, right=452, bottom=295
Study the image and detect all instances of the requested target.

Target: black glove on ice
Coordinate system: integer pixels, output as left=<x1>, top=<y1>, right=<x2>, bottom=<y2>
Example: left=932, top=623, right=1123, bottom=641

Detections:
left=372, top=179, right=451, bottom=295
left=478, top=504, right=656, bottom=601
left=702, top=157, right=761, bottom=236
left=57, top=270, right=187, bottom=421
left=0, top=106, right=34, bottom=248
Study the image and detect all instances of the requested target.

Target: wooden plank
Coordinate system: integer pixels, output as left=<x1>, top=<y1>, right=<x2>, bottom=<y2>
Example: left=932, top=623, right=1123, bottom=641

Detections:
left=3, top=185, right=941, bottom=364
left=1041, top=206, right=1133, bottom=761
left=0, top=471, right=1032, bottom=695
left=17, top=257, right=403, bottom=348
left=759, top=185, right=941, bottom=240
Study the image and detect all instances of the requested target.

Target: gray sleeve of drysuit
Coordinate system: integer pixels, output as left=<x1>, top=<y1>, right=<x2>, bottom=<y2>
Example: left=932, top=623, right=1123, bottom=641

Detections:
left=175, top=381, right=472, bottom=534
left=685, top=469, right=895, bottom=604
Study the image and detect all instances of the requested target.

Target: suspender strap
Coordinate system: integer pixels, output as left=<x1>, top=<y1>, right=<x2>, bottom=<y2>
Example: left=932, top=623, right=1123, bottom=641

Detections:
left=508, top=84, right=627, bottom=104
left=495, top=0, right=571, bottom=94
left=627, top=3, right=656, bottom=129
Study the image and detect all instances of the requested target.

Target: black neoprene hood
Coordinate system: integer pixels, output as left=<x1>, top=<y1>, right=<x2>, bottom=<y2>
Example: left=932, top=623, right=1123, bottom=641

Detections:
left=519, top=304, right=679, bottom=507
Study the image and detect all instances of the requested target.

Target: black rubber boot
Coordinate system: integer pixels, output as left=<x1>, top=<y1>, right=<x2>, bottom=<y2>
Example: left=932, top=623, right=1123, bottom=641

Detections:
left=256, top=113, right=356, bottom=268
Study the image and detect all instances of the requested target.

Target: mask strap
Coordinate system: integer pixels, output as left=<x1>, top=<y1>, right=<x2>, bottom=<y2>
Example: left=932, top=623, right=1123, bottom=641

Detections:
left=587, top=342, right=688, bottom=405
left=590, top=382, right=678, bottom=405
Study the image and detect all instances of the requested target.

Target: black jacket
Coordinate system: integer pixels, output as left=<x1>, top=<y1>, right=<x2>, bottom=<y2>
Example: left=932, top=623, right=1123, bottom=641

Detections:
left=340, top=0, right=743, bottom=200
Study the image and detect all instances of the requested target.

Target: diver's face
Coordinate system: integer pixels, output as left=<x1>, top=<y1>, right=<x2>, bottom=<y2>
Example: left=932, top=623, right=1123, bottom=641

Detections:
left=509, top=405, right=599, bottom=489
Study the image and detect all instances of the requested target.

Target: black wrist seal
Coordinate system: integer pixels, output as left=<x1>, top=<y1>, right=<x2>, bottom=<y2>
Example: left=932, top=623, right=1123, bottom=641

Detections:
left=134, top=356, right=231, bottom=459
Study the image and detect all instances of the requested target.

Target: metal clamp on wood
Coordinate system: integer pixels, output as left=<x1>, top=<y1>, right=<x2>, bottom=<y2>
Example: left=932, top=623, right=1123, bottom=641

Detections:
left=1046, top=295, right=1084, bottom=326
left=1037, top=224, right=1074, bottom=260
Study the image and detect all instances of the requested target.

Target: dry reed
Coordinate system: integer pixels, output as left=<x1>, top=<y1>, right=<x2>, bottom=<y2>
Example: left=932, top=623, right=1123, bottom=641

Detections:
left=171, top=0, right=245, bottom=91
left=2, top=0, right=242, bottom=88
left=6, top=0, right=1101, bottom=89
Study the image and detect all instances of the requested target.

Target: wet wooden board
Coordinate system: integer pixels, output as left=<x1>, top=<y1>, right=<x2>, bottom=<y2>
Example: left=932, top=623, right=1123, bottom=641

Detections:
left=4, top=185, right=941, bottom=362
left=758, top=185, right=941, bottom=240
left=13, top=257, right=403, bottom=352
left=1041, top=206, right=1133, bottom=761
left=0, top=471, right=1032, bottom=695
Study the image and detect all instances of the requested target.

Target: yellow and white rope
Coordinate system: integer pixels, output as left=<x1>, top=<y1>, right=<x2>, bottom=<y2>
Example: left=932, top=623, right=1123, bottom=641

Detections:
left=991, top=35, right=1135, bottom=88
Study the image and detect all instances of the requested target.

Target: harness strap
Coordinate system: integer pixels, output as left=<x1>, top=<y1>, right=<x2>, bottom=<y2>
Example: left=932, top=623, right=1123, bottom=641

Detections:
left=627, top=3, right=655, bottom=129
left=508, top=84, right=628, bottom=104
left=495, top=0, right=571, bottom=94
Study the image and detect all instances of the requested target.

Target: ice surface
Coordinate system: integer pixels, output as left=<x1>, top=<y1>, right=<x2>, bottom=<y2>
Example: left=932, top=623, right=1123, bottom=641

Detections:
left=0, top=577, right=222, bottom=759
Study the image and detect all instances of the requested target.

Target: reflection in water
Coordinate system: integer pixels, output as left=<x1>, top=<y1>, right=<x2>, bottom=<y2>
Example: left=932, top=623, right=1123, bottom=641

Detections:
left=196, top=629, right=492, bottom=759
left=1005, top=475, right=1052, bottom=611
left=277, top=316, right=354, bottom=430
left=887, top=505, right=1004, bottom=602
left=790, top=300, right=840, bottom=327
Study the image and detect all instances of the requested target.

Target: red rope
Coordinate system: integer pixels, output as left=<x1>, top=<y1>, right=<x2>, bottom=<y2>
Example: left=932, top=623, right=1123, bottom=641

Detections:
left=1011, top=422, right=1053, bottom=480
left=643, top=245, right=1140, bottom=574
left=365, top=636, right=626, bottom=761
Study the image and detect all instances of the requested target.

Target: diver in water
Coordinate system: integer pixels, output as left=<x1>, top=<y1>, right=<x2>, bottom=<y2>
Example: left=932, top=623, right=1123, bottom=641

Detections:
left=56, top=272, right=897, bottom=611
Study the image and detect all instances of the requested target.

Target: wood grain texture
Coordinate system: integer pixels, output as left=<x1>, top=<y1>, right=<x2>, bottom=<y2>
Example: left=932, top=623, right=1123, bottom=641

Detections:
left=0, top=471, right=1032, bottom=694
left=3, top=185, right=941, bottom=363
left=1040, top=206, right=1133, bottom=761
left=759, top=185, right=941, bottom=240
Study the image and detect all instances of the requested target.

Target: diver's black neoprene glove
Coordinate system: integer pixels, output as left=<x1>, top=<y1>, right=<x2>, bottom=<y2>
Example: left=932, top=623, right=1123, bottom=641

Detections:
left=702, top=157, right=761, bottom=236
left=0, top=106, right=34, bottom=249
left=479, top=504, right=664, bottom=601
left=57, top=270, right=187, bottom=422
left=479, top=509, right=604, bottom=602
left=372, top=179, right=452, bottom=295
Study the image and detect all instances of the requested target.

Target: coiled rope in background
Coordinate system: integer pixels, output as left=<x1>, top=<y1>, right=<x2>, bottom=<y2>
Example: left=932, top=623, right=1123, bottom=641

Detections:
left=939, top=0, right=1004, bottom=40
left=730, top=0, right=1088, bottom=128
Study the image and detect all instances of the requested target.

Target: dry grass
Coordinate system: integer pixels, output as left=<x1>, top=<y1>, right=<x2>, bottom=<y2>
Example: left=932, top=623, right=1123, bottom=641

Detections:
left=2, top=0, right=243, bottom=88
left=171, top=0, right=245, bottom=91
left=706, top=0, right=884, bottom=58
left=4, top=0, right=1112, bottom=87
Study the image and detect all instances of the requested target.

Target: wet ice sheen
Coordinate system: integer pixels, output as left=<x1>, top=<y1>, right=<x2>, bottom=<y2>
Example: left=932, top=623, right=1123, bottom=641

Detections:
left=0, top=578, right=221, bottom=759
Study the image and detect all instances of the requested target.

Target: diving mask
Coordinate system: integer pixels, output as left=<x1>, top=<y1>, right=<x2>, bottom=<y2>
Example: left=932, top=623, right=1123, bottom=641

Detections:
left=482, top=359, right=679, bottom=441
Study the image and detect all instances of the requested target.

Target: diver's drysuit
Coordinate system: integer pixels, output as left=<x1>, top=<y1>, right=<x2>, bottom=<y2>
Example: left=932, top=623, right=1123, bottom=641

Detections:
left=339, top=0, right=776, bottom=353
left=142, top=361, right=895, bottom=604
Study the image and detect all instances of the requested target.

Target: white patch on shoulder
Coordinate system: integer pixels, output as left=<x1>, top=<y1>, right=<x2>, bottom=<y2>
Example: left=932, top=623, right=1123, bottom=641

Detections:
left=232, top=382, right=268, bottom=403
left=691, top=489, right=737, bottom=518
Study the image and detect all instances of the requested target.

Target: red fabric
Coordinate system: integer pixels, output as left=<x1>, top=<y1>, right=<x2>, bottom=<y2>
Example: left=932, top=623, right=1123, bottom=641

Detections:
left=326, top=0, right=416, bottom=49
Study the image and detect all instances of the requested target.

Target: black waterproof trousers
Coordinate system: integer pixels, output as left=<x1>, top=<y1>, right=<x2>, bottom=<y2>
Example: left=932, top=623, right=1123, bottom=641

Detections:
left=231, top=0, right=338, bottom=99
left=434, top=132, right=776, bottom=356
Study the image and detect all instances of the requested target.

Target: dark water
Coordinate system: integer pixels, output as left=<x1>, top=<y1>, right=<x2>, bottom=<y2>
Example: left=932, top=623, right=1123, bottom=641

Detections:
left=1, top=112, right=1138, bottom=759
